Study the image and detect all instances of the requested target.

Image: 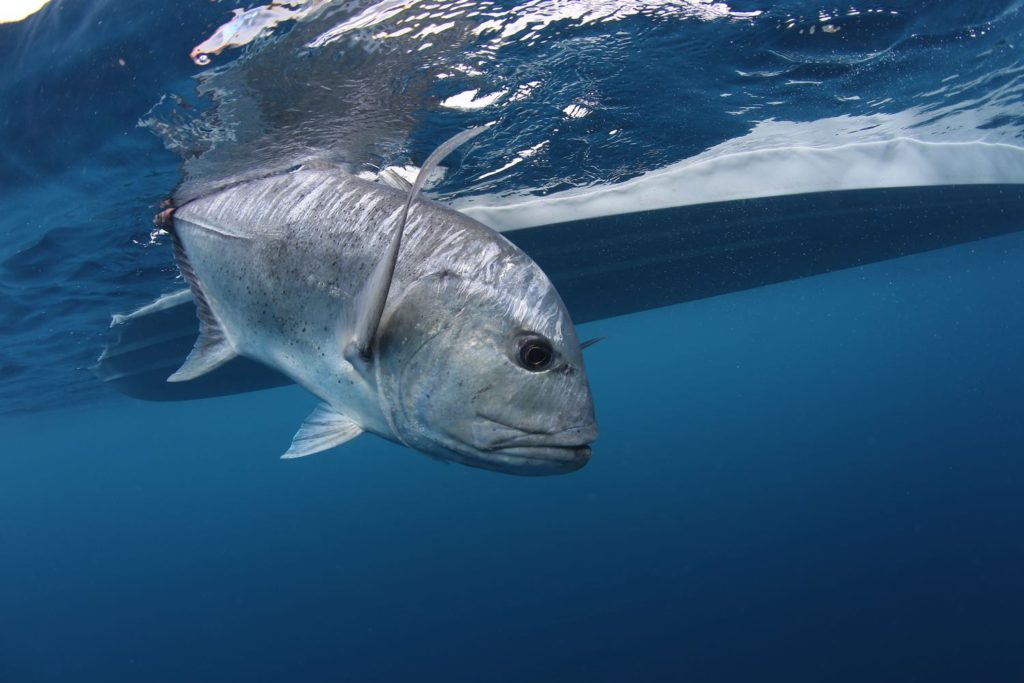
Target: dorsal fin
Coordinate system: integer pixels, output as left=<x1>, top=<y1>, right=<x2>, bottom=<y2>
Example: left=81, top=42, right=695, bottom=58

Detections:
left=167, top=233, right=238, bottom=382
left=377, top=167, right=414, bottom=192
left=343, top=126, right=487, bottom=364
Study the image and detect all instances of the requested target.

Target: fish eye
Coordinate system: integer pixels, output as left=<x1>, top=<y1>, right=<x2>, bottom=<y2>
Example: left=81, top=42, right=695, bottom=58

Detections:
left=518, top=335, right=554, bottom=371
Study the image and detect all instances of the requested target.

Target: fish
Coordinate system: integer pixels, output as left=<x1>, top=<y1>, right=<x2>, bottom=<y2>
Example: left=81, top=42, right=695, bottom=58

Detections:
left=189, top=2, right=326, bottom=66
left=164, top=128, right=597, bottom=475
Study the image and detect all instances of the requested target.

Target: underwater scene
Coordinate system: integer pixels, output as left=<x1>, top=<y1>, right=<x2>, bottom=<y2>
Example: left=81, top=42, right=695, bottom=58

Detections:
left=2, top=0, right=1024, bottom=680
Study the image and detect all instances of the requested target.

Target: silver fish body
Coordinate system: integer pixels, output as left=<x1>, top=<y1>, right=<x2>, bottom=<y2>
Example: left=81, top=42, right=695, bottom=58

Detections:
left=171, top=165, right=597, bottom=475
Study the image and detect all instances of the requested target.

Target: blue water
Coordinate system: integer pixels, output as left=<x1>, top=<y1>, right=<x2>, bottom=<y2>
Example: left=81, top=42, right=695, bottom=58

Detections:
left=2, top=1, right=1024, bottom=681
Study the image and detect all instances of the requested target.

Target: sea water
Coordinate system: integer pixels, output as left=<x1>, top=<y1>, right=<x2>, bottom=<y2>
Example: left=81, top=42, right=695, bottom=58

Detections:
left=2, top=2, right=1023, bottom=681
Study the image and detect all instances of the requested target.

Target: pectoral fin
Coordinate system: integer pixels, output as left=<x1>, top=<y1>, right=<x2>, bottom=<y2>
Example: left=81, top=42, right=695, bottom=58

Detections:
left=282, top=402, right=364, bottom=459
left=167, top=232, right=238, bottom=382
left=343, top=126, right=487, bottom=364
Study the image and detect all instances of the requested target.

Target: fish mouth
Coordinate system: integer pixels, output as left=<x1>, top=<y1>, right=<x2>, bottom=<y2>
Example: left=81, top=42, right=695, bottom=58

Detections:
left=466, top=415, right=595, bottom=475
left=472, top=444, right=592, bottom=476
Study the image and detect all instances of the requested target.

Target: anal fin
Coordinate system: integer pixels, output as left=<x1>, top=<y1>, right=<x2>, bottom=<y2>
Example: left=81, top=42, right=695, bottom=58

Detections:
left=167, top=332, right=236, bottom=382
left=283, top=402, right=364, bottom=459
left=167, top=232, right=238, bottom=382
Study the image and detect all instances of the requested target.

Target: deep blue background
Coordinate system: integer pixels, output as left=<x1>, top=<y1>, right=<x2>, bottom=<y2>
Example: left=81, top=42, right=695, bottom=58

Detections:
left=3, top=232, right=1023, bottom=681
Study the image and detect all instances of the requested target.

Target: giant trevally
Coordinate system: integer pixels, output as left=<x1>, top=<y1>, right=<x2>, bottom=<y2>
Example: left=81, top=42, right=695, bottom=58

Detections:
left=161, top=128, right=597, bottom=475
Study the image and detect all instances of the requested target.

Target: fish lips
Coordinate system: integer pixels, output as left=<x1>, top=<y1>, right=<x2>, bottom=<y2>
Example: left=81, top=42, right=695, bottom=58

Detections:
left=466, top=417, right=596, bottom=475
left=486, top=444, right=593, bottom=475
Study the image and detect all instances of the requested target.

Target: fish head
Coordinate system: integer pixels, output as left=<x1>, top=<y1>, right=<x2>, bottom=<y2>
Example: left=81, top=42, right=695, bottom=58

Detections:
left=375, top=263, right=597, bottom=476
